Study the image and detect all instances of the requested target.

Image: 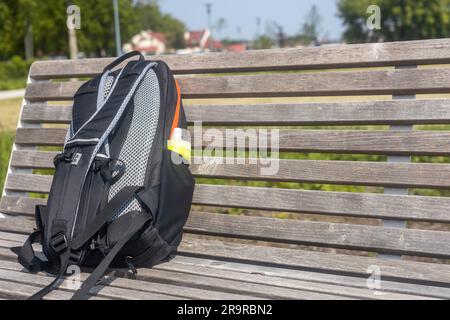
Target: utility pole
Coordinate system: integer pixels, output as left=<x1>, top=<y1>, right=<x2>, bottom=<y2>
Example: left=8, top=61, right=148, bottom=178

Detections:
left=274, top=22, right=285, bottom=48
left=66, top=0, right=79, bottom=60
left=68, top=25, right=79, bottom=60
left=256, top=16, right=261, bottom=38
left=113, top=0, right=122, bottom=56
left=205, top=3, right=213, bottom=51
left=24, top=19, right=34, bottom=60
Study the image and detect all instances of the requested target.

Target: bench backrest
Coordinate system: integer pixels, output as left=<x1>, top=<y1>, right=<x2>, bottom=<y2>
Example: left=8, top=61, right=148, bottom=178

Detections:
left=2, top=39, right=450, bottom=265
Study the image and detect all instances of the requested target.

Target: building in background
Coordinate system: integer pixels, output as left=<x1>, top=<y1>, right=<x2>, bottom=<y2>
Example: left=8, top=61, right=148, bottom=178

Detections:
left=180, top=29, right=222, bottom=53
left=124, top=28, right=247, bottom=55
left=123, top=30, right=167, bottom=55
left=225, top=42, right=247, bottom=52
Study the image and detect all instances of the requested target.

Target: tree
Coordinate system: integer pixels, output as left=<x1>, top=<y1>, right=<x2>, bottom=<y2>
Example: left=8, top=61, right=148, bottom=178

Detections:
left=215, top=18, right=227, bottom=39
left=132, top=1, right=186, bottom=49
left=338, top=0, right=450, bottom=43
left=252, top=35, right=275, bottom=50
left=298, top=5, right=322, bottom=45
left=0, top=0, right=186, bottom=60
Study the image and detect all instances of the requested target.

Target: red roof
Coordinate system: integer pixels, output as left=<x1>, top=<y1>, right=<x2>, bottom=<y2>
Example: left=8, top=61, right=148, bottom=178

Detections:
left=187, top=30, right=206, bottom=42
left=206, top=39, right=223, bottom=50
left=226, top=43, right=247, bottom=52
left=134, top=45, right=159, bottom=53
left=149, top=31, right=166, bottom=43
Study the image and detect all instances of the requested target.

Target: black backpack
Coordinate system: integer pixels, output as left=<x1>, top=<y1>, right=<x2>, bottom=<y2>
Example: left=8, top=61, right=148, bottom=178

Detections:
left=14, top=52, right=195, bottom=300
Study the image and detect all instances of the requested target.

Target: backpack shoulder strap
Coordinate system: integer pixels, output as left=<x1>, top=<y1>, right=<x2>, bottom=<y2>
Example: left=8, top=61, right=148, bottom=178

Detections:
left=70, top=211, right=152, bottom=300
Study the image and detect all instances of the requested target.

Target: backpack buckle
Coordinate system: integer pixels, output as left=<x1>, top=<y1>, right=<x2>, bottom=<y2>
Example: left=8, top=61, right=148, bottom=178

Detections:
left=69, top=249, right=83, bottom=265
left=50, top=232, right=68, bottom=254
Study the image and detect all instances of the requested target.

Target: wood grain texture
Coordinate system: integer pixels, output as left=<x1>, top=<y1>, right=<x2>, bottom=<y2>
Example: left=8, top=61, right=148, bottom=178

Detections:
left=1, top=195, right=449, bottom=257
left=185, top=212, right=450, bottom=258
left=14, top=127, right=450, bottom=155
left=29, top=39, right=450, bottom=79
left=1, top=220, right=449, bottom=287
left=0, top=266, right=184, bottom=300
left=4, top=182, right=450, bottom=223
left=178, top=236, right=450, bottom=285
left=4, top=255, right=351, bottom=300
left=170, top=256, right=450, bottom=299
left=0, top=220, right=447, bottom=299
left=20, top=99, right=450, bottom=125
left=185, top=99, right=450, bottom=125
left=0, top=279, right=96, bottom=300
left=21, top=104, right=72, bottom=124
left=24, top=68, right=450, bottom=101
left=9, top=152, right=450, bottom=188
left=152, top=261, right=438, bottom=300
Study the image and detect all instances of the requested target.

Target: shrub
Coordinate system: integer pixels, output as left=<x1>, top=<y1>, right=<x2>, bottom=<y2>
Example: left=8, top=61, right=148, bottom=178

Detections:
left=0, top=131, right=14, bottom=194
left=0, top=56, right=34, bottom=90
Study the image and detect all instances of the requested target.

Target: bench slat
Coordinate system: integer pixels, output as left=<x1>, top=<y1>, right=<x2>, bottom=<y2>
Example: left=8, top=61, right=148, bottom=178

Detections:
left=0, top=264, right=188, bottom=300
left=1, top=187, right=449, bottom=223
left=0, top=219, right=448, bottom=298
left=14, top=128, right=450, bottom=155
left=11, top=151, right=450, bottom=188
left=3, top=182, right=450, bottom=222
left=179, top=237, right=450, bottom=285
left=21, top=99, right=450, bottom=125
left=29, top=39, right=450, bottom=79
left=1, top=219, right=449, bottom=286
left=185, top=212, right=450, bottom=258
left=0, top=255, right=352, bottom=300
left=2, top=198, right=450, bottom=257
left=25, top=68, right=450, bottom=101
left=155, top=260, right=445, bottom=300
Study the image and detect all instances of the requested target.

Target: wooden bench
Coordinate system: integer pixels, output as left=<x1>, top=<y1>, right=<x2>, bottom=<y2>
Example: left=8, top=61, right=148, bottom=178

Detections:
left=1, top=38, right=450, bottom=299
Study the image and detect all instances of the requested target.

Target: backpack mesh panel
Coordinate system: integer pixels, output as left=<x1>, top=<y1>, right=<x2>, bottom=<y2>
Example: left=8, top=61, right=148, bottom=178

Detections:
left=97, top=75, right=115, bottom=109
left=108, top=69, right=161, bottom=219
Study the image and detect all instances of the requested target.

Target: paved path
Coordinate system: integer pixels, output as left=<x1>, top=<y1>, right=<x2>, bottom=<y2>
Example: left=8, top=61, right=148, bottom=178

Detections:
left=0, top=89, right=25, bottom=100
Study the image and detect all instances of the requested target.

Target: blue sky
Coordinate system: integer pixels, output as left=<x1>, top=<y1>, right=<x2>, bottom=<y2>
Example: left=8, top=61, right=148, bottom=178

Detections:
left=158, top=0, right=344, bottom=41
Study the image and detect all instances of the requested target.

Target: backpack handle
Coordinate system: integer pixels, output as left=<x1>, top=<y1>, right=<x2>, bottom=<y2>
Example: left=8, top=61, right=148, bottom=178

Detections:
left=103, top=51, right=145, bottom=72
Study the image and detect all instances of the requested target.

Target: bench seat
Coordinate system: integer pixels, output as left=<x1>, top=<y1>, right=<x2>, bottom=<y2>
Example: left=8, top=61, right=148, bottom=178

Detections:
left=2, top=38, right=450, bottom=299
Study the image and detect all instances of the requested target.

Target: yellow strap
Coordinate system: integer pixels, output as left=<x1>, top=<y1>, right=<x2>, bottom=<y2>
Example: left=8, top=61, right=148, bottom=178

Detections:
left=167, top=139, right=191, bottom=162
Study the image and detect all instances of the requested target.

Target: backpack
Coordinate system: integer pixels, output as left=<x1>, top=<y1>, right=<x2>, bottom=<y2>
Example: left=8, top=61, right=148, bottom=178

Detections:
left=14, top=51, right=195, bottom=300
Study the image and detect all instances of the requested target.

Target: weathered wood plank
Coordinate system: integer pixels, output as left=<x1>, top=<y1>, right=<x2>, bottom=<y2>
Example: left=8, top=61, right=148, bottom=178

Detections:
left=29, top=39, right=450, bottom=79
left=0, top=279, right=98, bottom=300
left=0, top=215, right=36, bottom=233
left=0, top=267, right=184, bottom=300
left=185, top=212, right=450, bottom=258
left=0, top=256, right=347, bottom=300
left=1, top=205, right=449, bottom=257
left=178, top=236, right=450, bottom=285
left=192, top=158, right=450, bottom=189
left=15, top=128, right=66, bottom=146
left=5, top=174, right=52, bottom=193
left=11, top=150, right=450, bottom=188
left=1, top=220, right=450, bottom=286
left=153, top=260, right=440, bottom=300
left=21, top=104, right=71, bottom=124
left=130, top=263, right=428, bottom=300
left=4, top=182, right=450, bottom=223
left=11, top=150, right=58, bottom=169
left=20, top=99, right=450, bottom=125
left=14, top=128, right=450, bottom=156
left=24, top=68, right=450, bottom=101
left=169, top=256, right=450, bottom=299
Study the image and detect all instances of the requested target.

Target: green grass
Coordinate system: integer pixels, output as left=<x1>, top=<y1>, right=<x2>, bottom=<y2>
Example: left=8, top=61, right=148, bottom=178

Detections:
left=0, top=56, right=33, bottom=90
left=0, top=131, right=14, bottom=193
left=0, top=78, right=26, bottom=90
left=0, top=98, right=21, bottom=193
